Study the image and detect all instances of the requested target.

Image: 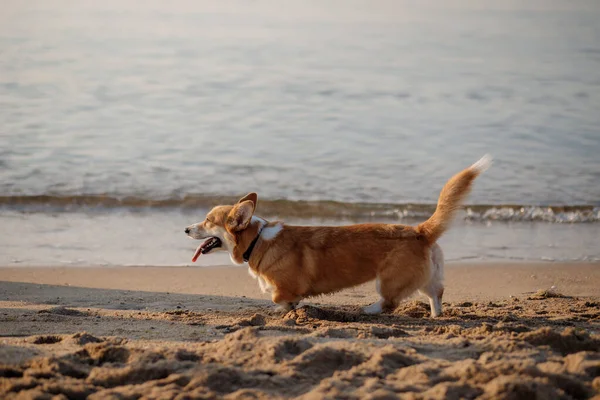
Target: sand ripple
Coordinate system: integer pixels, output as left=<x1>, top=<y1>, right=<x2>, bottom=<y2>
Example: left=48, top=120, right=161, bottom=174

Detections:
left=1, top=297, right=599, bottom=399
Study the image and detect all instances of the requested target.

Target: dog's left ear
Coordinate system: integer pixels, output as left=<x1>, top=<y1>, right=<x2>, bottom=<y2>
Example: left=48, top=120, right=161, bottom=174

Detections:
left=237, top=192, right=257, bottom=212
left=227, top=200, right=255, bottom=232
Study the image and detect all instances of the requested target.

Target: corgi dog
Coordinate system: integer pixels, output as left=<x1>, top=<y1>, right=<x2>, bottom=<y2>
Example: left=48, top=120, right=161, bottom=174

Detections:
left=185, top=155, right=491, bottom=317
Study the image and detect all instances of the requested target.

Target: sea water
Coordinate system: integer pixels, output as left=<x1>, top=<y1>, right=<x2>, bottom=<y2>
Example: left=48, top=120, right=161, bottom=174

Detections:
left=1, top=1, right=599, bottom=265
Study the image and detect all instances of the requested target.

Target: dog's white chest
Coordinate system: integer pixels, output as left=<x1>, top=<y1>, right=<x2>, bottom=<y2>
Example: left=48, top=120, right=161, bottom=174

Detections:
left=248, top=267, right=273, bottom=294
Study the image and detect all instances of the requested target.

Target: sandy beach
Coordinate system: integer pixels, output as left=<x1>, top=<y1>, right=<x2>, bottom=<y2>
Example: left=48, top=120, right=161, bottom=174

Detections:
left=2, top=1, right=600, bottom=399
left=1, top=262, right=599, bottom=399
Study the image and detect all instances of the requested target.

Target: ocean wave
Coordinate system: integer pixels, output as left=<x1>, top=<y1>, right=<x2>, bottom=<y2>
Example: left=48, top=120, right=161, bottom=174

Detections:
left=1, top=195, right=598, bottom=223
left=464, top=206, right=600, bottom=223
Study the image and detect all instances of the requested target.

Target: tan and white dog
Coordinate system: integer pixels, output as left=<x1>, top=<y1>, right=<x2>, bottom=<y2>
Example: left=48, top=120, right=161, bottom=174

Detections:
left=185, top=155, right=491, bottom=317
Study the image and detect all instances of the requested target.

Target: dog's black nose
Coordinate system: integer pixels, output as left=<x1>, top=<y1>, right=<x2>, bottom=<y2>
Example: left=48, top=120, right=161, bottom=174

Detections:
left=184, top=228, right=190, bottom=234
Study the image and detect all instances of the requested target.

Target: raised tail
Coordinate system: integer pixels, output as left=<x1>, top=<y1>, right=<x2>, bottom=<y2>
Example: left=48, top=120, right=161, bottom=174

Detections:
left=417, top=155, right=492, bottom=243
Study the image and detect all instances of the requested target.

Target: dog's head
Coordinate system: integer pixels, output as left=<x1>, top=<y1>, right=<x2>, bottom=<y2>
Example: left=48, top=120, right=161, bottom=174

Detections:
left=185, top=193, right=258, bottom=264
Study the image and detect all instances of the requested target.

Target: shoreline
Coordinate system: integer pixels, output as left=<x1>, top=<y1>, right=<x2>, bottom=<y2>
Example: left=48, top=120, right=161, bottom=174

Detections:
left=4, top=209, right=600, bottom=266
left=1, top=262, right=598, bottom=305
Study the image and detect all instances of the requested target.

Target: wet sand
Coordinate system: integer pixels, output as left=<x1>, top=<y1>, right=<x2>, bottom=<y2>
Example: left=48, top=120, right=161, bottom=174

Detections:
left=1, top=263, right=599, bottom=399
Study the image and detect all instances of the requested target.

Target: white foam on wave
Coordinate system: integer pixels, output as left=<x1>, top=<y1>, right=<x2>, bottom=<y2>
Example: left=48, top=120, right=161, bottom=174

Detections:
left=465, top=206, right=600, bottom=223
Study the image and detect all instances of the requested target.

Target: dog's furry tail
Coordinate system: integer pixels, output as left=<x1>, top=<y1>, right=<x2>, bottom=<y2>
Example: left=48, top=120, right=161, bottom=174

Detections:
left=418, top=155, right=492, bottom=243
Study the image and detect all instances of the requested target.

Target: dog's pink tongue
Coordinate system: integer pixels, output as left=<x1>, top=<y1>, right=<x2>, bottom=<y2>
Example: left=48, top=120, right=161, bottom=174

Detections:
left=192, top=243, right=203, bottom=262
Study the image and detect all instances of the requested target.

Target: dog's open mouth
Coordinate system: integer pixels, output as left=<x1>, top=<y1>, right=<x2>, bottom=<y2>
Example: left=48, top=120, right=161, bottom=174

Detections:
left=192, top=237, right=222, bottom=262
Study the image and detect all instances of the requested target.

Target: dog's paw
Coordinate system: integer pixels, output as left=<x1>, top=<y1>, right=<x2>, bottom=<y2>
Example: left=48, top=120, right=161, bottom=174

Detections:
left=274, top=305, right=290, bottom=313
left=274, top=301, right=298, bottom=313
left=363, top=300, right=383, bottom=314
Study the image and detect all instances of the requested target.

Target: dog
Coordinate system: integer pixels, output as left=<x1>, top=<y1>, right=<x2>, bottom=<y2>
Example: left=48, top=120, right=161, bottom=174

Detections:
left=185, top=155, right=491, bottom=317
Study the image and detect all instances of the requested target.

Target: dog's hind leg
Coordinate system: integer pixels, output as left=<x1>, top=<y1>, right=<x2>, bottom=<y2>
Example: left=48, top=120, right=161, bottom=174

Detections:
left=369, top=253, right=434, bottom=315
left=418, top=244, right=445, bottom=317
left=364, top=275, right=420, bottom=314
left=363, top=278, right=387, bottom=314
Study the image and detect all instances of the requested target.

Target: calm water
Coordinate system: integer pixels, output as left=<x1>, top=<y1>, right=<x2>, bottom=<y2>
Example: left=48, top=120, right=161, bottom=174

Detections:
left=1, top=1, right=599, bottom=265
left=2, top=0, right=600, bottom=205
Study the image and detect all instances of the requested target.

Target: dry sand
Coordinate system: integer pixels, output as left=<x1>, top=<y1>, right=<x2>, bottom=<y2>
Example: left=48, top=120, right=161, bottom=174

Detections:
left=1, top=263, right=599, bottom=399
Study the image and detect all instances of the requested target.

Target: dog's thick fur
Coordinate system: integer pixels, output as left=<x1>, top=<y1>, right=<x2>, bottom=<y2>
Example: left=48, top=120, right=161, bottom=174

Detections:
left=185, top=156, right=491, bottom=317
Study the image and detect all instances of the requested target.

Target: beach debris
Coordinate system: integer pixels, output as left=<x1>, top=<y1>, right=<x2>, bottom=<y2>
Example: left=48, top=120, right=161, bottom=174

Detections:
left=32, top=335, right=63, bottom=345
left=528, top=286, right=568, bottom=300
left=456, top=301, right=474, bottom=307
left=238, top=313, right=267, bottom=327
left=37, top=306, right=87, bottom=316
left=68, top=332, right=104, bottom=345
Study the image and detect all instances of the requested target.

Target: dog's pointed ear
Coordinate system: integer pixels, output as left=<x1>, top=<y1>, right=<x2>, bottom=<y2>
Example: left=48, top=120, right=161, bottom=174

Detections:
left=237, top=192, right=257, bottom=212
left=227, top=200, right=255, bottom=232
